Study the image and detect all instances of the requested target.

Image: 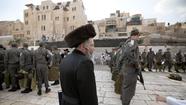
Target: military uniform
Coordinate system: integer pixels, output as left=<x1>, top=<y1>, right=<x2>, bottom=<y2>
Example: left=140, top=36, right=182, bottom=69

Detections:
left=155, top=50, right=163, bottom=72
left=50, top=47, right=61, bottom=85
left=4, top=44, right=20, bottom=91
left=109, top=49, right=117, bottom=72
left=175, top=51, right=183, bottom=73
left=163, top=49, right=172, bottom=72
left=20, top=45, right=33, bottom=93
left=147, top=49, right=155, bottom=72
left=141, top=51, right=147, bottom=71
left=118, top=38, right=140, bottom=105
left=0, top=46, right=5, bottom=90
left=183, top=54, right=186, bottom=72
left=34, top=46, right=51, bottom=95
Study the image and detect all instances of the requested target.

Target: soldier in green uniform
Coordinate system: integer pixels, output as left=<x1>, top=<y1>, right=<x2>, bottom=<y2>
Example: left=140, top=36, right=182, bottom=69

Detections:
left=33, top=42, right=51, bottom=95
left=118, top=29, right=140, bottom=105
left=163, top=48, right=172, bottom=72
left=175, top=50, right=183, bottom=73
left=147, top=48, right=155, bottom=72
left=141, top=49, right=147, bottom=71
left=0, top=44, right=6, bottom=90
left=183, top=54, right=186, bottom=72
left=155, top=49, right=163, bottom=72
left=50, top=46, right=61, bottom=85
left=109, top=48, right=117, bottom=72
left=5, top=43, right=21, bottom=92
left=20, top=43, right=33, bottom=93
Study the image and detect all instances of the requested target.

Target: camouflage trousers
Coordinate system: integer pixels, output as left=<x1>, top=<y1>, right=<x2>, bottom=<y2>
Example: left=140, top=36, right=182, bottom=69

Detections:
left=114, top=74, right=123, bottom=94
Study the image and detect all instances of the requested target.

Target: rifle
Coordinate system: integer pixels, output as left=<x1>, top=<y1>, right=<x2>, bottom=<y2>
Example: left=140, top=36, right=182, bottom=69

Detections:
left=137, top=68, right=146, bottom=90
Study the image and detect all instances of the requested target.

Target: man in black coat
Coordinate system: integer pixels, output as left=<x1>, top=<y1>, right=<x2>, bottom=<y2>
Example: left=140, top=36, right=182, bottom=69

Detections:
left=59, top=24, right=98, bottom=105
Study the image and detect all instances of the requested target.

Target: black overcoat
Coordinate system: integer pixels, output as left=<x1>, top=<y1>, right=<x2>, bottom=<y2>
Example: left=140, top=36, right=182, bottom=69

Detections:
left=59, top=49, right=98, bottom=105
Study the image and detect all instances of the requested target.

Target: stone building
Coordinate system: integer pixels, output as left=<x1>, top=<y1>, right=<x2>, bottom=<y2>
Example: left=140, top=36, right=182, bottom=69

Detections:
left=11, top=20, right=24, bottom=39
left=126, top=14, right=143, bottom=33
left=141, top=19, right=165, bottom=34
left=95, top=10, right=130, bottom=39
left=0, top=20, right=24, bottom=39
left=24, top=0, right=87, bottom=43
left=166, top=22, right=186, bottom=38
left=0, top=21, right=14, bottom=36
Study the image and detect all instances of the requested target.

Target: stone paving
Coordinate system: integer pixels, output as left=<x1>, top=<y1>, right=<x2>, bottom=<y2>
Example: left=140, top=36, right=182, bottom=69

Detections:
left=0, top=65, right=186, bottom=105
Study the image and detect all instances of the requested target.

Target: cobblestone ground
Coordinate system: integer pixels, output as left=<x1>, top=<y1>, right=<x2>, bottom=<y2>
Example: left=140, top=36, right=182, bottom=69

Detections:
left=0, top=65, right=186, bottom=105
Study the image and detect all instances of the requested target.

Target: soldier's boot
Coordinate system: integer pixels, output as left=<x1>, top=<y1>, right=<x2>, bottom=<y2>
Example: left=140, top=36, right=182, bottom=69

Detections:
left=21, top=78, right=32, bottom=93
left=8, top=87, right=17, bottom=92
left=21, top=88, right=32, bottom=93
left=51, top=80, right=59, bottom=86
left=45, top=88, right=51, bottom=93
left=37, top=89, right=42, bottom=96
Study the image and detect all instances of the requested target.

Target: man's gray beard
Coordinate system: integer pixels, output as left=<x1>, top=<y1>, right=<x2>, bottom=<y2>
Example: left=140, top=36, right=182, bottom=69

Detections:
left=86, top=53, right=92, bottom=59
left=86, top=52, right=94, bottom=62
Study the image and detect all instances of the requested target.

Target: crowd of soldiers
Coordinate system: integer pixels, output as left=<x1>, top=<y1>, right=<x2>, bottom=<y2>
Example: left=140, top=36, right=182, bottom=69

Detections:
left=109, top=46, right=186, bottom=95
left=140, top=48, right=186, bottom=73
left=0, top=42, right=69, bottom=96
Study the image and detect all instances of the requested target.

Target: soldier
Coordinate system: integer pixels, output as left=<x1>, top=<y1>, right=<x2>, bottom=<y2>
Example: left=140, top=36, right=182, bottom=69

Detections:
left=50, top=46, right=61, bottom=85
left=0, top=44, right=6, bottom=90
left=141, top=49, right=147, bottom=71
left=5, top=43, right=20, bottom=92
left=109, top=48, right=116, bottom=71
left=118, top=29, right=140, bottom=105
left=175, top=50, right=183, bottom=73
left=155, top=49, right=163, bottom=72
left=147, top=48, right=155, bottom=72
left=20, top=43, right=33, bottom=93
left=33, top=42, right=51, bottom=95
left=183, top=54, right=186, bottom=72
left=60, top=24, right=98, bottom=105
left=163, top=48, right=172, bottom=72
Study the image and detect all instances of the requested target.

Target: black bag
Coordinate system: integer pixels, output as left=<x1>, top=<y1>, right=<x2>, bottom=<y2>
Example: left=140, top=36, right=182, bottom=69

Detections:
left=58, top=91, right=63, bottom=105
left=168, top=73, right=182, bottom=81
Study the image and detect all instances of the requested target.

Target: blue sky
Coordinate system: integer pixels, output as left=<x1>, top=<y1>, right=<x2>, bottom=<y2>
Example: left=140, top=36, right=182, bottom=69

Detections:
left=0, top=0, right=186, bottom=24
